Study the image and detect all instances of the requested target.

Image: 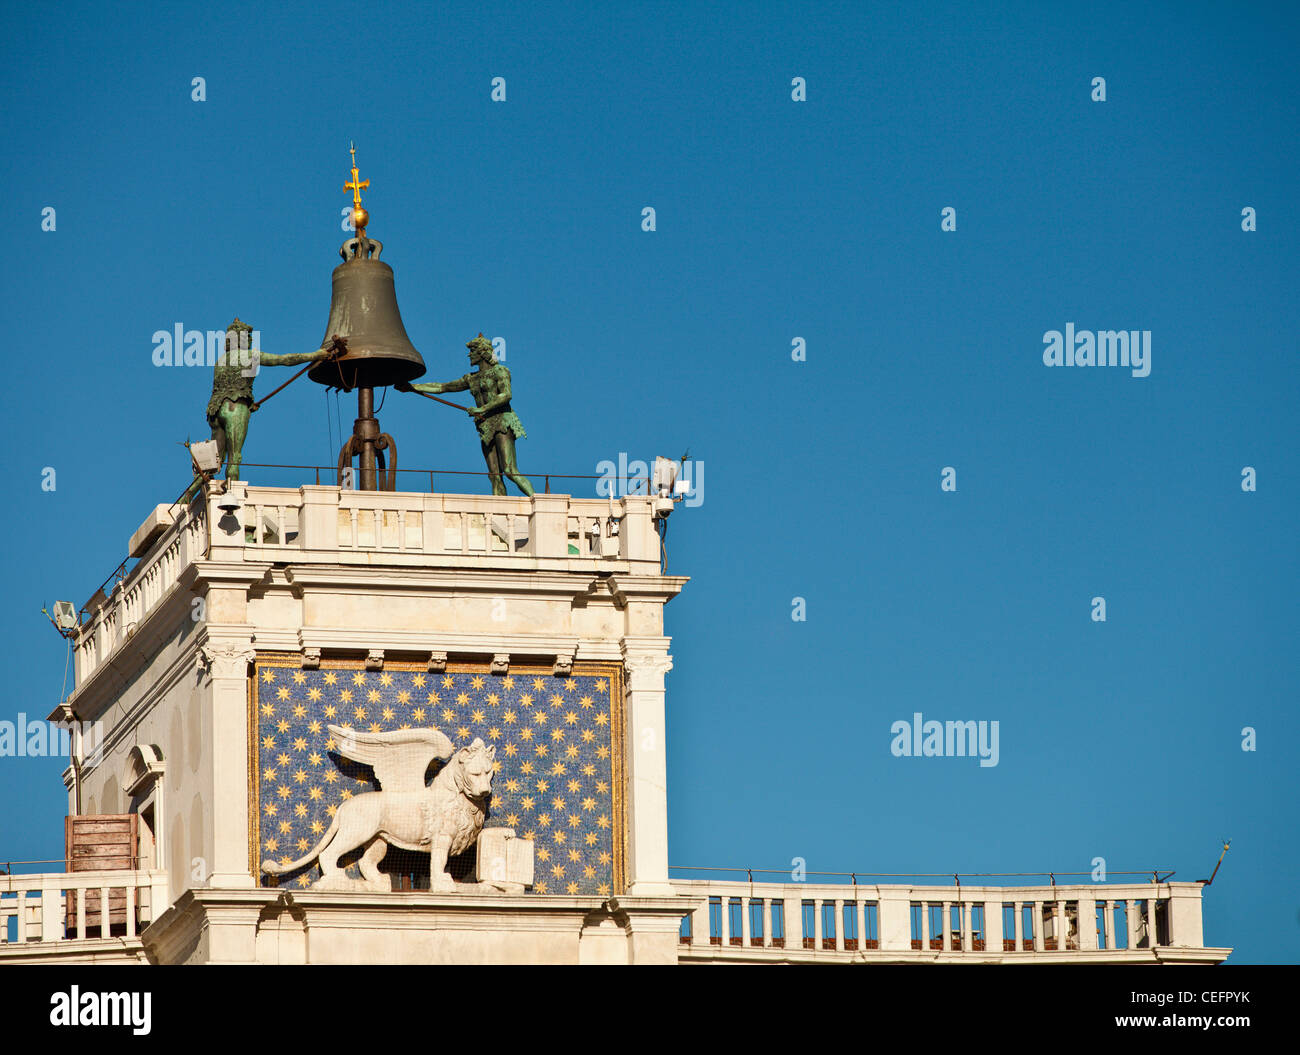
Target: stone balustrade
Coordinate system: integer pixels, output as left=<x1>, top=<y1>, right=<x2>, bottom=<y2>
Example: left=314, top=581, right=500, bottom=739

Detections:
left=76, top=504, right=206, bottom=684
left=239, top=484, right=650, bottom=564
left=74, top=484, right=663, bottom=685
left=0, top=869, right=167, bottom=956
left=673, top=879, right=1227, bottom=963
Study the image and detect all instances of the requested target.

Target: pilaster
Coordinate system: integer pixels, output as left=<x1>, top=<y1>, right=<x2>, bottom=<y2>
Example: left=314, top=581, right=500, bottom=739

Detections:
left=197, top=635, right=256, bottom=889
left=620, top=637, right=674, bottom=896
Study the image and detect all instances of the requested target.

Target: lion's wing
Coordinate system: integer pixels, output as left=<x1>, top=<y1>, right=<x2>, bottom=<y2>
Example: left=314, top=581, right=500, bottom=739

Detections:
left=328, top=724, right=454, bottom=791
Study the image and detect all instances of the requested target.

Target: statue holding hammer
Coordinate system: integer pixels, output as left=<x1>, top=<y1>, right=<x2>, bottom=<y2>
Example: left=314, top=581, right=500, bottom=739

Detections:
left=397, top=334, right=535, bottom=497
left=183, top=319, right=344, bottom=500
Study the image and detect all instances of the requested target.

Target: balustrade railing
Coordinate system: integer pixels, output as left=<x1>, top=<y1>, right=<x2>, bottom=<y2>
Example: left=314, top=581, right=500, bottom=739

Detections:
left=0, top=869, right=167, bottom=946
left=73, top=483, right=664, bottom=689
left=672, top=878, right=1210, bottom=958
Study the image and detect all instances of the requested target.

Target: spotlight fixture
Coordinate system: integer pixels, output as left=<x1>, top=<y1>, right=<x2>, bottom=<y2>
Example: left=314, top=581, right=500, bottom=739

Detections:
left=190, top=439, right=222, bottom=475
left=42, top=600, right=79, bottom=637
left=651, top=455, right=683, bottom=518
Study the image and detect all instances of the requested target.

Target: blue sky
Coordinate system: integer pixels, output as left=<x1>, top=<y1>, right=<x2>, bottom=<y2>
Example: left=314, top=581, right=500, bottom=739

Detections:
left=2, top=1, right=1296, bottom=962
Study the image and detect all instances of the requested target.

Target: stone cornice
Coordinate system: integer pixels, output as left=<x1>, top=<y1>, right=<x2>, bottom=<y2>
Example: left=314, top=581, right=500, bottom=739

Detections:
left=265, top=551, right=653, bottom=577
left=142, top=886, right=699, bottom=964
left=281, top=564, right=649, bottom=599
left=604, top=574, right=690, bottom=602
left=191, top=560, right=274, bottom=588
left=292, top=627, right=611, bottom=662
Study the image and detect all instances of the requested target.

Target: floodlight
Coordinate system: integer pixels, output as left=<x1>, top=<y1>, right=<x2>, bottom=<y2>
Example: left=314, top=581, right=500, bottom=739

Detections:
left=53, top=601, right=77, bottom=631
left=191, top=440, right=221, bottom=474
left=652, top=456, right=678, bottom=498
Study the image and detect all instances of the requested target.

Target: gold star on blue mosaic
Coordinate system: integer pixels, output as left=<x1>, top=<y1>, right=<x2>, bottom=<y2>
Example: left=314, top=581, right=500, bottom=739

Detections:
left=252, top=660, right=622, bottom=895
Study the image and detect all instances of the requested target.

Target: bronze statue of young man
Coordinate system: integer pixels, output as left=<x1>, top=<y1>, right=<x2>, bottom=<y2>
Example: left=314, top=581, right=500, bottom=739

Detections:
left=397, top=334, right=534, bottom=496
left=184, top=318, right=342, bottom=498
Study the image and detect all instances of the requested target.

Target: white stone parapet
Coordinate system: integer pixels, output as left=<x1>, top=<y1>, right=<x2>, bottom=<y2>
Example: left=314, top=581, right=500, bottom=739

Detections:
left=672, top=878, right=1230, bottom=964
left=72, top=486, right=667, bottom=688
left=0, top=869, right=168, bottom=962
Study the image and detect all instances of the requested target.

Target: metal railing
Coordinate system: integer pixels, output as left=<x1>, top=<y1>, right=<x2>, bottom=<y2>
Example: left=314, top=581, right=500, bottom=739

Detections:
left=670, top=866, right=1178, bottom=886
left=0, top=859, right=75, bottom=875
left=202, top=461, right=660, bottom=499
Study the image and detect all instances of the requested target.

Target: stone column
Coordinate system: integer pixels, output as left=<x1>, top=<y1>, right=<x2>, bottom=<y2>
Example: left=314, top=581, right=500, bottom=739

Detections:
left=621, top=639, right=674, bottom=896
left=200, top=638, right=256, bottom=890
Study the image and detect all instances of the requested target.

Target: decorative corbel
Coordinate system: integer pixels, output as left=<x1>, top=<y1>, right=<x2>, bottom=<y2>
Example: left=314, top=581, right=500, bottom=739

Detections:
left=427, top=651, right=448, bottom=674
left=301, top=647, right=321, bottom=670
left=365, top=649, right=384, bottom=672
left=490, top=653, right=510, bottom=675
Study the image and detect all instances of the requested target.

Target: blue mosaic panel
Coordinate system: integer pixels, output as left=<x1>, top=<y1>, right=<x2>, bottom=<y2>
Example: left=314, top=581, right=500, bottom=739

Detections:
left=251, top=661, right=623, bottom=895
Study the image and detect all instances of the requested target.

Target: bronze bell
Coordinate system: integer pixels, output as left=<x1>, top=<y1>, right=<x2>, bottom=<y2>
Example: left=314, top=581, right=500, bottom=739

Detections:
left=308, top=235, right=426, bottom=391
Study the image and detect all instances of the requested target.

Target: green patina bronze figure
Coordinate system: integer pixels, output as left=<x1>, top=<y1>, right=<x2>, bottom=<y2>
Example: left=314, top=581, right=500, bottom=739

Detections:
left=184, top=318, right=343, bottom=498
left=397, top=334, right=534, bottom=497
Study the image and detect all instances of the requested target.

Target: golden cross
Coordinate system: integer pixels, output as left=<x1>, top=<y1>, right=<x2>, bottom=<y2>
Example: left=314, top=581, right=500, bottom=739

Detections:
left=344, top=141, right=369, bottom=209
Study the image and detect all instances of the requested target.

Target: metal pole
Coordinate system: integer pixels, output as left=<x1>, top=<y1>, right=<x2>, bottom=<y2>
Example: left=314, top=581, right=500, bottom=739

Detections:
left=357, top=387, right=377, bottom=491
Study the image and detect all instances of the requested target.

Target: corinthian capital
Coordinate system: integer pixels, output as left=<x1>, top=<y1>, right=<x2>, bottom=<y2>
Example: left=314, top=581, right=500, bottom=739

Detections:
left=622, top=647, right=673, bottom=690
left=198, top=641, right=256, bottom=680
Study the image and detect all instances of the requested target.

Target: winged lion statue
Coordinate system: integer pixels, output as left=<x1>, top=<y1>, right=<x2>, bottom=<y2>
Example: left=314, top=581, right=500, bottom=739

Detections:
left=261, top=724, right=496, bottom=892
